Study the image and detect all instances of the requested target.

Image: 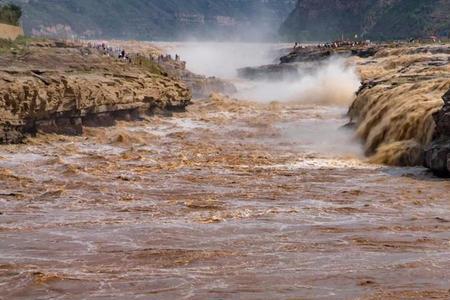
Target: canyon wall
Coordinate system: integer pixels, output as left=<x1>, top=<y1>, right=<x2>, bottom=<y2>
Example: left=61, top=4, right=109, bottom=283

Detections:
left=280, top=0, right=450, bottom=41
left=4, top=0, right=296, bottom=41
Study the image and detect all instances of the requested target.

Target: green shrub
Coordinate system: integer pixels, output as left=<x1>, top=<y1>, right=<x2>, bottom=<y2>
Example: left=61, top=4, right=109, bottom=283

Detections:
left=0, top=36, right=35, bottom=54
left=0, top=4, right=22, bottom=26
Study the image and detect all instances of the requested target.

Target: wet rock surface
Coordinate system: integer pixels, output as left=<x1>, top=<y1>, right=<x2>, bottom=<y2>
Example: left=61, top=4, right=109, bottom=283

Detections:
left=0, top=41, right=191, bottom=144
left=425, top=88, right=450, bottom=176
left=433, top=88, right=450, bottom=136
left=238, top=64, right=299, bottom=81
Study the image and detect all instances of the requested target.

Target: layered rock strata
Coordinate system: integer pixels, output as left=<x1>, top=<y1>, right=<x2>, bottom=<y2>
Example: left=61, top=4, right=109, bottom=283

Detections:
left=0, top=41, right=191, bottom=144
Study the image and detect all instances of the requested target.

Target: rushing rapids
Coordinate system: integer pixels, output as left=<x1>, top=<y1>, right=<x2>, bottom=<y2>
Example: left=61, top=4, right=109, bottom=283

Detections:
left=348, top=44, right=450, bottom=166
left=349, top=79, right=448, bottom=165
left=1, top=41, right=450, bottom=299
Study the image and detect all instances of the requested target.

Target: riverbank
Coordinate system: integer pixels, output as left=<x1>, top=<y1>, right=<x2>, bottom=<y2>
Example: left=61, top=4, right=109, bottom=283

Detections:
left=0, top=39, right=191, bottom=144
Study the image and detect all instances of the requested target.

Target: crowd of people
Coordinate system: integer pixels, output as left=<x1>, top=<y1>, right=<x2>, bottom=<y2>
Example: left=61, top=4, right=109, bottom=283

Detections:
left=86, top=42, right=185, bottom=70
left=87, top=42, right=132, bottom=62
left=293, top=40, right=369, bottom=51
left=318, top=40, right=368, bottom=48
left=155, top=53, right=181, bottom=63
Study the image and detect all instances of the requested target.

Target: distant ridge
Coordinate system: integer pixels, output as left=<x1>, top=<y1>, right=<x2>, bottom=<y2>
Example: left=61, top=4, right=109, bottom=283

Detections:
left=4, top=0, right=296, bottom=41
left=280, top=0, right=450, bottom=41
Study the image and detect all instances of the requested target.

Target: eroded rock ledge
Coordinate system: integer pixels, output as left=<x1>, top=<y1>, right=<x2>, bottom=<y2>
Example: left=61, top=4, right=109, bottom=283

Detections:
left=0, top=41, right=191, bottom=144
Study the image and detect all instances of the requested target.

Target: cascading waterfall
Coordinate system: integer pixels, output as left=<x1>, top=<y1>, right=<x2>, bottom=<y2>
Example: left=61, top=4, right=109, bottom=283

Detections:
left=349, top=79, right=449, bottom=166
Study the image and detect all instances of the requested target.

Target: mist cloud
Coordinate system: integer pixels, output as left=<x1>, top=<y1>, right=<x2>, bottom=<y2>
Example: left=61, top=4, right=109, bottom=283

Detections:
left=237, top=58, right=360, bottom=105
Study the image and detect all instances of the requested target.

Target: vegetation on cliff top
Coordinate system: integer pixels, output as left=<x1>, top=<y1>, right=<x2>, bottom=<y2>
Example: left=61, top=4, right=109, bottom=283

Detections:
left=0, top=35, right=32, bottom=54
left=0, top=3, right=21, bottom=26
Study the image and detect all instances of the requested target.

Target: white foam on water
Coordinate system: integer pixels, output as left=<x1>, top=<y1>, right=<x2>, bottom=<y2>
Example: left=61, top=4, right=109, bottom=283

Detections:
left=265, top=158, right=380, bottom=170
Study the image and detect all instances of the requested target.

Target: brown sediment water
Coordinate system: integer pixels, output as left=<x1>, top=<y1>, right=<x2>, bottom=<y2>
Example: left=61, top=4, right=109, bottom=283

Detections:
left=350, top=78, right=448, bottom=165
left=1, top=93, right=450, bottom=299
left=349, top=46, right=450, bottom=166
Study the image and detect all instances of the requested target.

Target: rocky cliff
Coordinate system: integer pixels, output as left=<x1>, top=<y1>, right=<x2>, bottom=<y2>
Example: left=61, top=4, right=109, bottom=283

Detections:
left=280, top=0, right=450, bottom=41
left=4, top=0, right=296, bottom=41
left=425, top=88, right=450, bottom=176
left=0, top=40, right=191, bottom=144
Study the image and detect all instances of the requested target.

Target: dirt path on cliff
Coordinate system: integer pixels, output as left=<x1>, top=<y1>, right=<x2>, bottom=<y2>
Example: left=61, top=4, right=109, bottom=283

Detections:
left=1, top=93, right=450, bottom=299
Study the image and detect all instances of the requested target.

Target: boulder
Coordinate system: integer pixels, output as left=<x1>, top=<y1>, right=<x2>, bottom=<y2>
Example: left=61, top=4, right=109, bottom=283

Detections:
left=424, top=137, right=450, bottom=176
left=433, top=89, right=450, bottom=135
left=424, top=88, right=450, bottom=176
left=238, top=64, right=299, bottom=81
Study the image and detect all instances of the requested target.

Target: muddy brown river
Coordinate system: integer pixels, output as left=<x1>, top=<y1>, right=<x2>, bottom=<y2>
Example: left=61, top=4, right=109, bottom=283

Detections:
left=1, top=42, right=450, bottom=299
left=1, top=95, right=449, bottom=299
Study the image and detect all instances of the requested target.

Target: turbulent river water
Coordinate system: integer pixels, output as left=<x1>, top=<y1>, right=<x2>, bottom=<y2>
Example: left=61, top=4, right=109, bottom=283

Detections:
left=1, top=43, right=450, bottom=300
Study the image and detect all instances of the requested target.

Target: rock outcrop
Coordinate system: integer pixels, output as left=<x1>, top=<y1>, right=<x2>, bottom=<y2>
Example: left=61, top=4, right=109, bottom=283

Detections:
left=424, top=89, right=450, bottom=176
left=97, top=40, right=236, bottom=98
left=279, top=43, right=379, bottom=64
left=0, top=41, right=191, bottom=144
left=237, top=43, right=379, bottom=81
left=238, top=64, right=299, bottom=81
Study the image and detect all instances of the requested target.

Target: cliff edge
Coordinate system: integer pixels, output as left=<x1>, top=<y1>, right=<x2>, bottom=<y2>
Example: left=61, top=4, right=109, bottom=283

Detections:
left=0, top=40, right=191, bottom=144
